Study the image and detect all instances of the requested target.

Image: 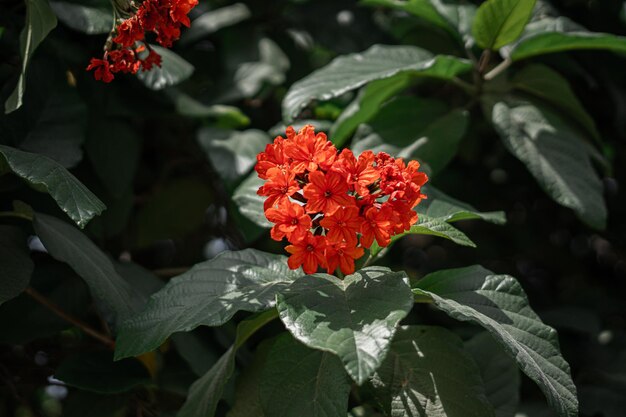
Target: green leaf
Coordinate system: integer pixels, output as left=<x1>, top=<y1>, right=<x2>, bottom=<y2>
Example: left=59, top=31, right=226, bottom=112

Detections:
left=227, top=340, right=271, bottom=417
left=166, top=89, right=250, bottom=127
left=5, top=0, right=57, bottom=113
left=177, top=309, right=277, bottom=417
left=369, top=213, right=476, bottom=258
left=506, top=16, right=626, bottom=61
left=260, top=333, right=351, bottom=417
left=197, top=128, right=270, bottom=183
left=55, top=351, right=150, bottom=394
left=115, top=249, right=301, bottom=360
left=0, top=145, right=105, bottom=228
left=484, top=97, right=606, bottom=229
left=282, top=44, right=471, bottom=121
left=352, top=99, right=469, bottom=175
left=413, top=265, right=578, bottom=417
left=85, top=119, right=140, bottom=198
left=232, top=173, right=272, bottom=228
left=330, top=74, right=411, bottom=147
left=512, top=64, right=599, bottom=140
left=276, top=266, right=414, bottom=384
left=50, top=1, right=113, bottom=34
left=137, top=46, right=194, bottom=90
left=361, top=0, right=455, bottom=36
left=465, top=332, right=520, bottom=417
left=181, top=3, right=251, bottom=45
left=371, top=326, right=495, bottom=417
left=0, top=226, right=33, bottom=305
left=171, top=332, right=220, bottom=377
left=33, top=213, right=137, bottom=325
left=418, top=185, right=506, bottom=224
left=472, top=0, right=536, bottom=50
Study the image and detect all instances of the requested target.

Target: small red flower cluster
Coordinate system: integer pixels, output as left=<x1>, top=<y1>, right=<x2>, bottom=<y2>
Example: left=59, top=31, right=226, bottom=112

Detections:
left=87, top=0, right=198, bottom=82
left=256, top=125, right=428, bottom=275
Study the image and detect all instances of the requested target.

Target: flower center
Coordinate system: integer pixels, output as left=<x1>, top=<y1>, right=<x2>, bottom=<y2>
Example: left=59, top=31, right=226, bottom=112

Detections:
left=324, top=191, right=332, bottom=198
left=306, top=244, right=315, bottom=252
left=291, top=218, right=299, bottom=225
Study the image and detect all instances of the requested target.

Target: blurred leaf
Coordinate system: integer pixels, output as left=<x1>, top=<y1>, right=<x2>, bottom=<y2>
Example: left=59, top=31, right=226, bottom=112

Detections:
left=512, top=64, right=599, bottom=140
left=232, top=173, right=272, bottom=228
left=418, top=185, right=506, bottom=224
left=0, top=145, right=105, bottom=228
left=5, top=0, right=58, bottom=113
left=371, top=326, right=495, bottom=417
left=167, top=89, right=249, bottom=127
left=484, top=96, right=606, bottom=229
left=505, top=16, right=626, bottom=61
left=50, top=0, right=113, bottom=34
left=197, top=128, right=269, bottom=183
left=135, top=178, right=212, bottom=247
left=369, top=214, right=476, bottom=258
left=55, top=351, right=151, bottom=394
left=472, top=0, right=536, bottom=50
left=277, top=266, right=413, bottom=384
left=63, top=391, right=129, bottom=417
left=19, top=88, right=87, bottom=168
left=330, top=74, right=411, bottom=147
left=137, top=45, right=194, bottom=90
left=268, top=119, right=332, bottom=138
left=0, top=226, right=33, bottom=305
left=282, top=44, right=471, bottom=121
left=177, top=309, right=278, bottom=417
left=171, top=332, right=220, bottom=377
left=361, top=0, right=456, bottom=36
left=465, top=332, right=520, bottom=417
left=33, top=213, right=138, bottom=325
left=115, top=249, right=302, bottom=360
left=227, top=340, right=271, bottom=417
left=85, top=119, right=140, bottom=198
left=0, top=262, right=90, bottom=343
left=413, top=266, right=578, bottom=417
left=260, top=333, right=350, bottom=417
left=181, top=3, right=251, bottom=45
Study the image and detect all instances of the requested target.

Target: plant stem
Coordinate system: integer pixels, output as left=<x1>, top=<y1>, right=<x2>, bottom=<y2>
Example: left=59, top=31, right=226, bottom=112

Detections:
left=25, top=287, right=116, bottom=349
left=0, top=211, right=33, bottom=221
left=484, top=58, right=512, bottom=81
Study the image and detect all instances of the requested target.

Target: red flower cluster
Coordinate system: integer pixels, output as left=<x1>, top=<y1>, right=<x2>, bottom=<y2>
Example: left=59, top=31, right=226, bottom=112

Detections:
left=256, top=125, right=428, bottom=275
left=87, top=0, right=198, bottom=82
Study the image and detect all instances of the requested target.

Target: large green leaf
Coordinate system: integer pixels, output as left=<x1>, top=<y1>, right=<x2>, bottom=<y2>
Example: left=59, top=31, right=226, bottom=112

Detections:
left=115, top=249, right=302, bottom=360
left=50, top=1, right=112, bottom=34
left=276, top=266, right=413, bottom=384
left=465, top=332, right=520, bottom=417
left=0, top=145, right=105, bottom=228
left=413, top=265, right=577, bottom=417
left=371, top=326, right=495, bottom=417
left=352, top=99, right=469, bottom=175
left=506, top=16, right=626, bottom=61
left=512, top=64, right=599, bottom=140
left=5, top=0, right=58, bottom=113
left=369, top=213, right=476, bottom=258
left=197, top=128, right=270, bottom=183
left=55, top=351, right=150, bottom=394
left=484, top=97, right=606, bottom=229
left=418, top=185, right=506, bottom=224
left=177, top=309, right=277, bottom=417
left=0, top=226, right=33, bottom=305
left=472, top=0, right=536, bottom=50
left=227, top=339, right=270, bottom=417
left=33, top=213, right=137, bottom=325
left=181, top=3, right=251, bottom=45
left=282, top=44, right=471, bottom=121
left=330, top=74, right=411, bottom=147
left=260, top=333, right=351, bottom=417
left=232, top=173, right=272, bottom=228
left=137, top=46, right=194, bottom=90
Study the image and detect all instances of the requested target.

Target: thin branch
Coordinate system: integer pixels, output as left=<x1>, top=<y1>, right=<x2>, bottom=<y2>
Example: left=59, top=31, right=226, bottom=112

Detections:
left=25, top=287, right=115, bottom=349
left=484, top=58, right=512, bottom=81
left=0, top=211, right=33, bottom=222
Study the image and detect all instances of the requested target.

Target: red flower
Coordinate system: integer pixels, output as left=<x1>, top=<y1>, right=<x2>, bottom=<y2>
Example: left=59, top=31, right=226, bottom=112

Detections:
left=285, top=233, right=327, bottom=274
left=256, top=137, right=290, bottom=179
left=113, top=17, right=144, bottom=47
left=303, top=170, right=354, bottom=214
left=360, top=205, right=393, bottom=248
left=140, top=49, right=162, bottom=71
left=265, top=201, right=311, bottom=242
left=325, top=241, right=364, bottom=275
left=319, top=205, right=361, bottom=245
left=86, top=58, right=114, bottom=83
left=109, top=49, right=141, bottom=74
left=335, top=149, right=379, bottom=195
left=257, top=167, right=300, bottom=211
left=284, top=125, right=337, bottom=173
left=170, top=0, right=198, bottom=27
